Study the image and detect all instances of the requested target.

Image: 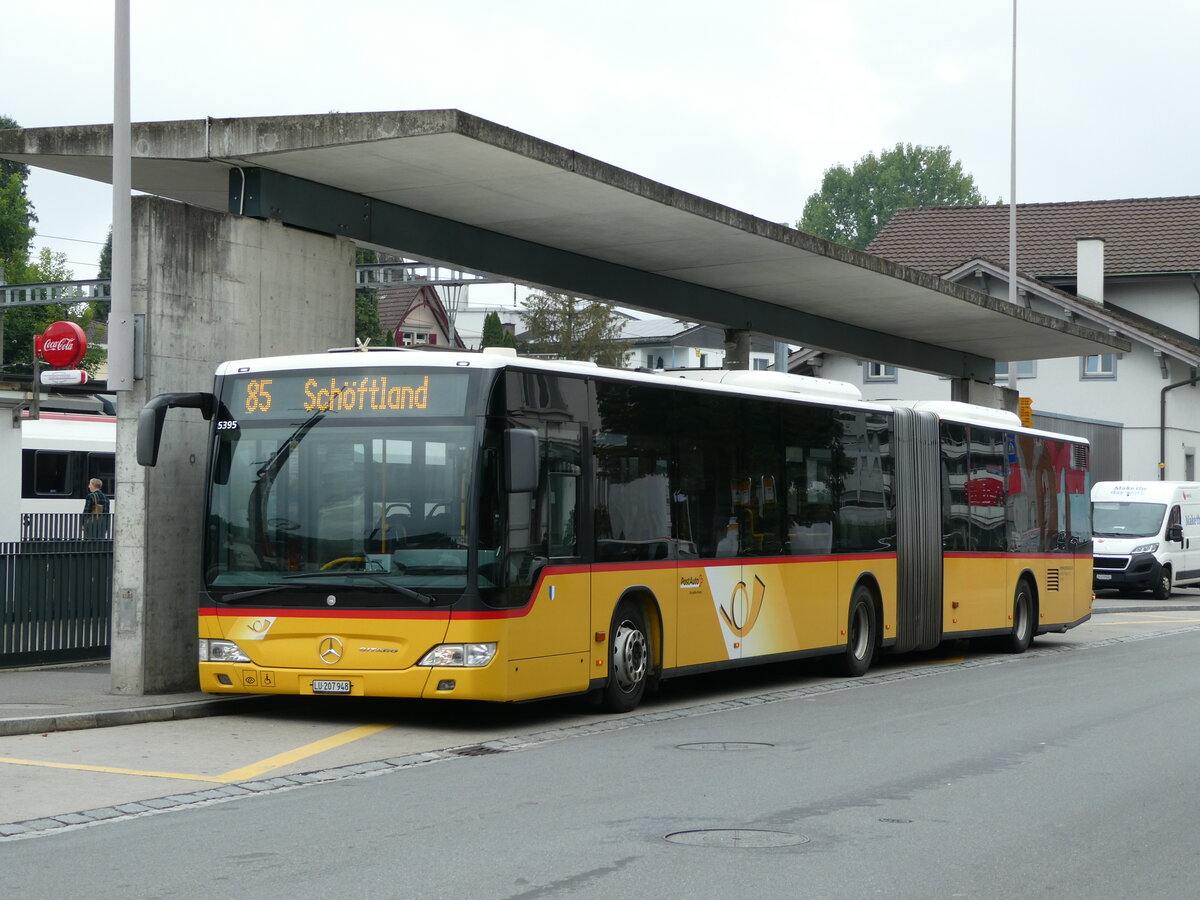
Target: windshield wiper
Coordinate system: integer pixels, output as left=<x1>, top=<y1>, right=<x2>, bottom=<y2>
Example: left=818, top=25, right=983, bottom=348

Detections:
left=221, top=585, right=292, bottom=603
left=281, top=571, right=438, bottom=606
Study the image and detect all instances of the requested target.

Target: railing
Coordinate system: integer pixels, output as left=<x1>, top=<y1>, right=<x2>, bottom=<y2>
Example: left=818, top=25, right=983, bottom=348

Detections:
left=21, top=512, right=112, bottom=542
left=1, top=538, right=112, bottom=667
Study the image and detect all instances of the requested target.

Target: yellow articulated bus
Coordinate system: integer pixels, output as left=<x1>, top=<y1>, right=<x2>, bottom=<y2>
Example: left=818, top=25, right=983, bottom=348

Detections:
left=137, top=347, right=1092, bottom=712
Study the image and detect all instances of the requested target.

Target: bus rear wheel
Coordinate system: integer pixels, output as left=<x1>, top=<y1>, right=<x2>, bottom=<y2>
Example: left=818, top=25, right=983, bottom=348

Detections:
left=602, top=601, right=649, bottom=713
left=1000, top=580, right=1034, bottom=654
left=835, top=585, right=877, bottom=677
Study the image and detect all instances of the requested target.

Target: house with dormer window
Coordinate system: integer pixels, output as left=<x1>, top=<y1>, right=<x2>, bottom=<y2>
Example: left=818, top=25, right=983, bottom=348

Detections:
left=811, top=196, right=1200, bottom=481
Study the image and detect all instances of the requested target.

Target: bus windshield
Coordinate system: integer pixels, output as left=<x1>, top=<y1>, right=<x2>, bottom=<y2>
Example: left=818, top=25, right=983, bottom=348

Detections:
left=1092, top=501, right=1166, bottom=538
left=205, top=367, right=479, bottom=596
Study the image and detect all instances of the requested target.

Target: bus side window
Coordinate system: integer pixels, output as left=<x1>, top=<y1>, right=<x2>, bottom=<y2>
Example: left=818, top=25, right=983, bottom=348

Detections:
left=34, top=450, right=73, bottom=496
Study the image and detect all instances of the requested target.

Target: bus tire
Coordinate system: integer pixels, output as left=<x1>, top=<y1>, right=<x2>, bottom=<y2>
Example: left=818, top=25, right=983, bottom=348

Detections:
left=1001, top=579, right=1034, bottom=654
left=835, top=585, right=877, bottom=677
left=1152, top=567, right=1172, bottom=601
left=602, top=601, right=650, bottom=713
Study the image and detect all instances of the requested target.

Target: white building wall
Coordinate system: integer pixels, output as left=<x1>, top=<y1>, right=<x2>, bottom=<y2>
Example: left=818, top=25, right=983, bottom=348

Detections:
left=0, top=402, right=20, bottom=542
left=1106, top=276, right=1199, bottom=337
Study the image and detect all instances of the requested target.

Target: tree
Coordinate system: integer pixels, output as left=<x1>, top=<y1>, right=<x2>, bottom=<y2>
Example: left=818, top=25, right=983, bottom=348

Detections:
left=1, top=248, right=109, bottom=378
left=98, top=227, right=112, bottom=278
left=1, top=115, right=36, bottom=285
left=799, top=143, right=986, bottom=251
left=519, top=290, right=631, bottom=366
left=0, top=112, right=106, bottom=379
left=480, top=310, right=516, bottom=349
left=352, top=248, right=389, bottom=347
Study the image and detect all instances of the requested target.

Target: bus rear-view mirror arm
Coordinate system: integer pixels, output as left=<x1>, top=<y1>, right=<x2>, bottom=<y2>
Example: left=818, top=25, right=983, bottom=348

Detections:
left=505, top=427, right=539, bottom=493
left=137, top=392, right=216, bottom=467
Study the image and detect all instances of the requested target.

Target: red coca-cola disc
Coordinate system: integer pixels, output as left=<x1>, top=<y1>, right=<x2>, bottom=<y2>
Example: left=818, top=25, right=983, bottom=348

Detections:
left=36, top=320, right=88, bottom=368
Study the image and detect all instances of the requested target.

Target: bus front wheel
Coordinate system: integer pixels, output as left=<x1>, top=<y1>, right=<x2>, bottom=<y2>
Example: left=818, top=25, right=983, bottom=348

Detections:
left=835, top=585, right=877, bottom=677
left=602, top=601, right=649, bottom=713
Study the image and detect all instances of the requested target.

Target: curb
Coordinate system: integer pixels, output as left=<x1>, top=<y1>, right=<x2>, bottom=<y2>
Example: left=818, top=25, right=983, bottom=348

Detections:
left=0, top=695, right=272, bottom=737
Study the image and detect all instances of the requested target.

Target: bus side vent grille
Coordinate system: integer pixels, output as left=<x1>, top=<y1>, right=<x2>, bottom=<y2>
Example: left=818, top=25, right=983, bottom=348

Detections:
left=1046, top=569, right=1061, bottom=592
left=1072, top=445, right=1089, bottom=469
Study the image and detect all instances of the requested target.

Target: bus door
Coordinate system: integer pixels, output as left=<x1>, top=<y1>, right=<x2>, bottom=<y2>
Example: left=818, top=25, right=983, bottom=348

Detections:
left=504, top=418, right=590, bottom=696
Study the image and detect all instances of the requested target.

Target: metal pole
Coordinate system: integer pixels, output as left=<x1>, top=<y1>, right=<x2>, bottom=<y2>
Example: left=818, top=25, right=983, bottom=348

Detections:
left=107, top=0, right=133, bottom=390
left=774, top=340, right=788, bottom=373
left=1006, top=0, right=1019, bottom=389
left=1009, top=0, right=1018, bottom=308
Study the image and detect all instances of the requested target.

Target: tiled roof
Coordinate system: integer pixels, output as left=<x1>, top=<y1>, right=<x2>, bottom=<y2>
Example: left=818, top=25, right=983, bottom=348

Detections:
left=618, top=317, right=697, bottom=341
left=867, top=196, right=1200, bottom=277
left=375, top=283, right=426, bottom=325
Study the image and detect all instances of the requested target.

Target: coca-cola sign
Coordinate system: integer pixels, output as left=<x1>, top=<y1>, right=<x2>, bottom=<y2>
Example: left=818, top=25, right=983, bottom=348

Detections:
left=35, top=320, right=87, bottom=369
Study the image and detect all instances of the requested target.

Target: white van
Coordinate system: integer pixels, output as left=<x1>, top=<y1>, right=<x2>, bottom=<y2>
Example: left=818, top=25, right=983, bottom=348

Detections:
left=1091, top=481, right=1200, bottom=598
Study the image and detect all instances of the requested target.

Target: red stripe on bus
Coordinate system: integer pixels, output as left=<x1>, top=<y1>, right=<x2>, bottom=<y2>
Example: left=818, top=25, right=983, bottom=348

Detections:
left=200, top=553, right=904, bottom=622
left=199, top=607, right=449, bottom=620
left=943, top=552, right=1085, bottom=560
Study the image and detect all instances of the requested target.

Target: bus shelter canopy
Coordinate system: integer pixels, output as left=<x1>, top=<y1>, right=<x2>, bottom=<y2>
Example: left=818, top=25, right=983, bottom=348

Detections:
left=0, top=110, right=1127, bottom=380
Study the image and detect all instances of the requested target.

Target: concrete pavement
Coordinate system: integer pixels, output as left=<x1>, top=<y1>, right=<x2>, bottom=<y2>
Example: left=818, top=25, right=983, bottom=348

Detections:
left=2, top=594, right=1197, bottom=737
left=0, top=663, right=269, bottom=736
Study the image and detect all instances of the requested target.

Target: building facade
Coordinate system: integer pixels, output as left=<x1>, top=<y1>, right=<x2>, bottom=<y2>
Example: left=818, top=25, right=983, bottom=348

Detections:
left=813, top=197, right=1200, bottom=481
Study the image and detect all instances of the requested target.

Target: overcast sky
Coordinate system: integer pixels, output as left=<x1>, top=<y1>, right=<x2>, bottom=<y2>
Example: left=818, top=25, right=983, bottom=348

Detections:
left=4, top=0, right=1197, bottom=285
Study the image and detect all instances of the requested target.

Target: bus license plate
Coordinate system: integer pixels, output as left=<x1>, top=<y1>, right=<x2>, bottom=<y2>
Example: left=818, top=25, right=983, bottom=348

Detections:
left=1095, top=574, right=1112, bottom=581
left=312, top=679, right=352, bottom=694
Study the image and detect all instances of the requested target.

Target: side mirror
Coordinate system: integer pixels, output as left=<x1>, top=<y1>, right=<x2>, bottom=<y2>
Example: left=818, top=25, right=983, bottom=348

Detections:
left=137, top=392, right=215, bottom=466
left=1167, top=523, right=1184, bottom=543
left=505, top=428, right=539, bottom=493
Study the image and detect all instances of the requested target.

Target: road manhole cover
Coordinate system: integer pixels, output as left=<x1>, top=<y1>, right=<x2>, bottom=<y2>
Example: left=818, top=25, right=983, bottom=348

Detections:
left=665, top=829, right=809, bottom=848
left=675, top=742, right=774, bottom=751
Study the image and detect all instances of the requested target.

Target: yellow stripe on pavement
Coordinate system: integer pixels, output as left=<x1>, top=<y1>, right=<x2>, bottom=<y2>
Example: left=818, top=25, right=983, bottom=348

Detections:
left=0, top=756, right=225, bottom=783
left=214, top=722, right=392, bottom=782
left=0, top=721, right=393, bottom=784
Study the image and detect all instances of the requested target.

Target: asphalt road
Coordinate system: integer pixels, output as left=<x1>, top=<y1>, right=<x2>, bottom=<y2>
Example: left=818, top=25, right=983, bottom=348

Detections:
left=5, top=611, right=1200, bottom=898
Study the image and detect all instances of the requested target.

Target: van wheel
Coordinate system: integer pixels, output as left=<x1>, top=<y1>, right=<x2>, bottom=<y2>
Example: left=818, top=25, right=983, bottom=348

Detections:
left=1152, top=567, right=1172, bottom=601
left=602, top=601, right=649, bottom=713
left=1000, top=580, right=1034, bottom=654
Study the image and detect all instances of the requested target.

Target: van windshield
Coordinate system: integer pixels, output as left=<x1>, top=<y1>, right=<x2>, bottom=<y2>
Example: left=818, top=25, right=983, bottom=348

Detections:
left=1092, top=501, right=1166, bottom=538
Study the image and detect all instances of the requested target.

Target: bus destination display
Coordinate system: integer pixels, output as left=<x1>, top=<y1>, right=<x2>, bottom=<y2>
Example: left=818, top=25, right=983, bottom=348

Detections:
left=226, top=369, right=469, bottom=419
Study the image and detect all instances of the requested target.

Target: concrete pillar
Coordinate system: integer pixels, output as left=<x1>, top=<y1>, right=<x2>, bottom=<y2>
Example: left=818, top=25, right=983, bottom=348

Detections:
left=723, top=328, right=752, bottom=370
left=111, top=197, right=355, bottom=694
left=950, top=378, right=1015, bottom=413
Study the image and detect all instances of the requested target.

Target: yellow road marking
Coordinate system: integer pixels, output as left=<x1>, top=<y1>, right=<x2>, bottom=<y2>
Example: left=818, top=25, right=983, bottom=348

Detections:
left=0, top=756, right=225, bottom=783
left=0, top=722, right=393, bottom=784
left=213, top=722, right=392, bottom=782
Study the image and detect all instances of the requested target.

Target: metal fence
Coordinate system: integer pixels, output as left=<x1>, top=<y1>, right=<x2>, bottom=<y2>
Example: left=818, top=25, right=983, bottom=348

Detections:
left=1, top=535, right=113, bottom=668
left=21, top=512, right=112, bottom=542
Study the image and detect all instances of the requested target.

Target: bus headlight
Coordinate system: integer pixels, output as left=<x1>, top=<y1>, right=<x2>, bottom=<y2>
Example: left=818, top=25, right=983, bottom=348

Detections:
left=418, top=643, right=497, bottom=667
left=1132, top=542, right=1159, bottom=554
left=199, top=639, right=251, bottom=663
